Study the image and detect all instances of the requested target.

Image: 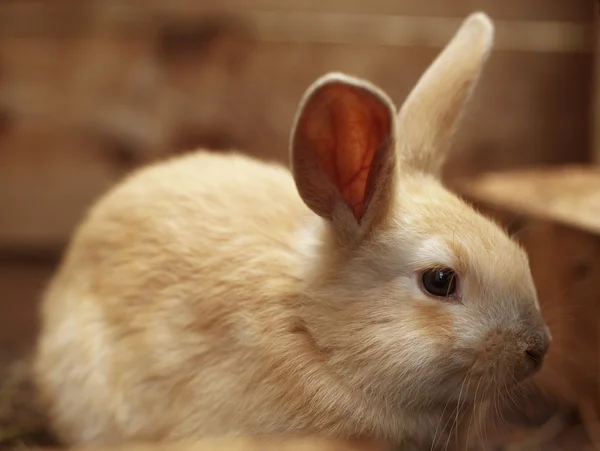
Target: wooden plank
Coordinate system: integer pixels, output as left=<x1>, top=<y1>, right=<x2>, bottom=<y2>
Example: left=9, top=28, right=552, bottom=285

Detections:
left=0, top=262, right=55, bottom=351
left=0, top=4, right=593, bottom=53
left=593, top=13, right=600, bottom=164
left=245, top=12, right=593, bottom=53
left=456, top=165, right=600, bottom=235
left=149, top=0, right=596, bottom=23
left=0, top=133, right=120, bottom=251
left=0, top=0, right=593, bottom=23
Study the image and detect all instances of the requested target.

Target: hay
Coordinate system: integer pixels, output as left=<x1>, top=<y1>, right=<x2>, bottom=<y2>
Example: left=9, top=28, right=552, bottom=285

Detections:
left=0, top=356, right=59, bottom=450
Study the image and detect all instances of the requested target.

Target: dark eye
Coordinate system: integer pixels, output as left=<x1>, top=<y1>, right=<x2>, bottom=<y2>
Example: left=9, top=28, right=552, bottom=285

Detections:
left=420, top=268, right=458, bottom=298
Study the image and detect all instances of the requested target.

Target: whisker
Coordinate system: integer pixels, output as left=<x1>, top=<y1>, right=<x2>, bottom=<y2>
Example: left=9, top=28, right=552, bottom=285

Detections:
left=442, top=368, right=473, bottom=451
left=467, top=372, right=485, bottom=447
left=430, top=392, right=455, bottom=451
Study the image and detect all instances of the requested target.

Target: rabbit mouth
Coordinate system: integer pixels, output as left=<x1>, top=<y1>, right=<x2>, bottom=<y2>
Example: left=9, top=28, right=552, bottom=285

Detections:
left=435, top=369, right=523, bottom=408
left=445, top=354, right=547, bottom=409
left=429, top=346, right=538, bottom=406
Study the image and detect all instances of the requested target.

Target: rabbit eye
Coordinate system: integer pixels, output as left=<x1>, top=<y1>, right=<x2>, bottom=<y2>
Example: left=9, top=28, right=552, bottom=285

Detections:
left=420, top=268, right=458, bottom=299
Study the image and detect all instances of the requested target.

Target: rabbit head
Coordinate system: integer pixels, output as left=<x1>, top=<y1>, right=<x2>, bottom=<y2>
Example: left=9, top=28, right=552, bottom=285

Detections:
left=290, top=12, right=550, bottom=414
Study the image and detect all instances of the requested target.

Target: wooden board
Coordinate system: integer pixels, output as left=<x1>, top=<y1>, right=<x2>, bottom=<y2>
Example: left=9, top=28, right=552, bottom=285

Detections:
left=593, top=10, right=600, bottom=164
left=148, top=0, right=596, bottom=22
left=456, top=165, right=600, bottom=236
left=0, top=262, right=54, bottom=352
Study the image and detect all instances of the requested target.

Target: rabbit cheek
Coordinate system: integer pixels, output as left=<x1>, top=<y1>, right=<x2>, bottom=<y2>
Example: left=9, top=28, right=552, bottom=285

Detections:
left=414, top=302, right=455, bottom=351
left=468, top=330, right=522, bottom=397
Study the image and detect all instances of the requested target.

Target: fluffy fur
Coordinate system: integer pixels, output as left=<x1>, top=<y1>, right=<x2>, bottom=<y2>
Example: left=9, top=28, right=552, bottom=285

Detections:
left=33, top=12, right=550, bottom=451
left=49, top=437, right=388, bottom=451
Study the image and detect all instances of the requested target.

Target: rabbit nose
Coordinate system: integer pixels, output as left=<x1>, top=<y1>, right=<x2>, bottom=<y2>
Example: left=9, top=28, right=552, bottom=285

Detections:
left=521, top=331, right=550, bottom=378
left=525, top=344, right=547, bottom=369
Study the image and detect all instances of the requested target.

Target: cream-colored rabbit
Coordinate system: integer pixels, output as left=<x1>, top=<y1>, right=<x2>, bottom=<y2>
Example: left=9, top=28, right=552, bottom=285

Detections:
left=32, top=437, right=386, bottom=451
left=33, top=12, right=550, bottom=451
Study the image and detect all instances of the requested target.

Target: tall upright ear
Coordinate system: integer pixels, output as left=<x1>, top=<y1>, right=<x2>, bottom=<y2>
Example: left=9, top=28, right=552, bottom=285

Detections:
left=397, top=12, right=494, bottom=177
left=291, top=73, right=397, bottom=241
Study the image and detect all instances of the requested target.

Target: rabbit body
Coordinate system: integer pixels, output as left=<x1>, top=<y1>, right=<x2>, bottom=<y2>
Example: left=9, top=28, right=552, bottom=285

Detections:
left=49, top=437, right=387, bottom=451
left=33, top=12, right=550, bottom=451
left=34, top=150, right=479, bottom=448
left=35, top=151, right=465, bottom=445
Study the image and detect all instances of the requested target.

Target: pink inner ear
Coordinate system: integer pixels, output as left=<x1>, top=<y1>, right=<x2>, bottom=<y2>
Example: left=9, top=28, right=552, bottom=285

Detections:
left=312, top=85, right=392, bottom=222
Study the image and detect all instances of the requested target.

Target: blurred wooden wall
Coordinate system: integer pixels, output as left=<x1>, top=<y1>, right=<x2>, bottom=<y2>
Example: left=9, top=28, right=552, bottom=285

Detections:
left=594, top=2, right=600, bottom=164
left=0, top=0, right=595, bottom=352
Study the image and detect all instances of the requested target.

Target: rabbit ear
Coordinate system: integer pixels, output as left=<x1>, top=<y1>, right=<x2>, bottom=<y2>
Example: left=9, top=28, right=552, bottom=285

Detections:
left=291, top=73, right=397, bottom=240
left=397, top=12, right=494, bottom=176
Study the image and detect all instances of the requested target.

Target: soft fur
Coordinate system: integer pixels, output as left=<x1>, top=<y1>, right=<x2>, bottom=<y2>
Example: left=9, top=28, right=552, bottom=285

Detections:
left=46, top=437, right=387, bottom=451
left=33, top=12, right=550, bottom=451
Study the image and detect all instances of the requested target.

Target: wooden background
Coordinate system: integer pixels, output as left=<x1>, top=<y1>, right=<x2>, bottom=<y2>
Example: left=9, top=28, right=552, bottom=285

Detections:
left=0, top=0, right=596, bottom=362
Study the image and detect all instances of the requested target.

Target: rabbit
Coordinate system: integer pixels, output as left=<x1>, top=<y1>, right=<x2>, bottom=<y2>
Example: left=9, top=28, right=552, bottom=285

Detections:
left=28, top=437, right=386, bottom=451
left=33, top=11, right=551, bottom=451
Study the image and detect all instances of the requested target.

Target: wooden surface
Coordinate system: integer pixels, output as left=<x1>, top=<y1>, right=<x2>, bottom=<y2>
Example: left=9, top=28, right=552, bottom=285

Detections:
left=457, top=165, right=600, bottom=236
left=0, top=261, right=55, bottom=354
left=593, top=10, right=600, bottom=165
left=146, top=0, right=596, bottom=22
